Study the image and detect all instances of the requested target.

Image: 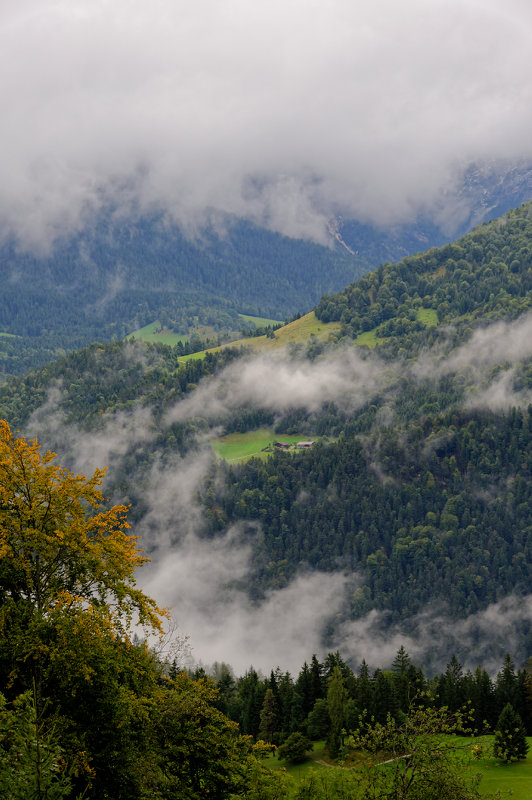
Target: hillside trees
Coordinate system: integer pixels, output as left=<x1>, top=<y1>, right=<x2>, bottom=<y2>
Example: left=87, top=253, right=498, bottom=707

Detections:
left=0, top=420, right=163, bottom=692
left=213, top=405, right=532, bottom=620
left=315, top=201, right=532, bottom=356
left=0, top=421, right=287, bottom=799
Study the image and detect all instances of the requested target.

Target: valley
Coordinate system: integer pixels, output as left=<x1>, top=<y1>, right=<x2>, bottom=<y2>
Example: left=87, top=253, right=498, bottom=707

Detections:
left=3, top=2, right=532, bottom=795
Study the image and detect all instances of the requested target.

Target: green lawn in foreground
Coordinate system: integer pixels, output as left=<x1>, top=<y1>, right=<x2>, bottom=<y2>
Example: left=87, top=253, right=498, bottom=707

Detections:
left=211, top=429, right=317, bottom=462
left=264, top=740, right=329, bottom=779
left=262, top=735, right=532, bottom=798
left=459, top=735, right=532, bottom=799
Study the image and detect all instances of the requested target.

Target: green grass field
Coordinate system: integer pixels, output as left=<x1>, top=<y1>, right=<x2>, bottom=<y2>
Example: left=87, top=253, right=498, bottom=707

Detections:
left=417, top=307, right=439, bottom=326
left=127, top=321, right=190, bottom=346
left=264, top=735, right=532, bottom=798
left=238, top=313, right=283, bottom=327
left=0, top=331, right=19, bottom=338
left=264, top=740, right=329, bottom=780
left=460, top=735, right=532, bottom=798
left=353, top=328, right=385, bottom=348
left=353, top=308, right=438, bottom=350
left=128, top=313, right=282, bottom=349
left=179, top=312, right=343, bottom=362
left=211, top=429, right=319, bottom=462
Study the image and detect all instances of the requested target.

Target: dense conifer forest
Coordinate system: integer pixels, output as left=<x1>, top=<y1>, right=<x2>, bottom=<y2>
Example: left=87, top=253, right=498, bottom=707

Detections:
left=0, top=216, right=361, bottom=376
left=2, top=202, right=532, bottom=797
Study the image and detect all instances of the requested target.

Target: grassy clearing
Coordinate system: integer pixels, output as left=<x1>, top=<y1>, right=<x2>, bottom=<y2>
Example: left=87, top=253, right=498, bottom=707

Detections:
left=181, top=312, right=342, bottom=362
left=271, top=312, right=341, bottom=347
left=238, top=313, right=283, bottom=327
left=417, top=307, right=438, bottom=326
left=264, top=740, right=329, bottom=780
left=211, top=429, right=318, bottom=463
left=261, top=735, right=532, bottom=798
left=354, top=328, right=386, bottom=348
left=0, top=331, right=19, bottom=338
left=127, top=321, right=190, bottom=346
left=353, top=308, right=437, bottom=350
left=458, top=735, right=532, bottom=799
left=257, top=733, right=532, bottom=800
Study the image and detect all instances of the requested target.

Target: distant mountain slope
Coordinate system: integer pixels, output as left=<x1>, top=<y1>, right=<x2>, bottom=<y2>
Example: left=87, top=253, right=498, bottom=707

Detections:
left=2, top=163, right=531, bottom=378
left=0, top=216, right=360, bottom=377
left=2, top=201, right=532, bottom=667
left=317, top=201, right=532, bottom=355
left=338, top=162, right=532, bottom=264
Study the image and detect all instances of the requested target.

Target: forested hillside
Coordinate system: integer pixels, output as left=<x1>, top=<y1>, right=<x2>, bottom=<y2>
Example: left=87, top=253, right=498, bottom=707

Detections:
left=317, top=202, right=532, bottom=352
left=1, top=202, right=532, bottom=668
left=0, top=215, right=360, bottom=376
left=212, top=407, right=532, bottom=618
left=3, top=166, right=531, bottom=379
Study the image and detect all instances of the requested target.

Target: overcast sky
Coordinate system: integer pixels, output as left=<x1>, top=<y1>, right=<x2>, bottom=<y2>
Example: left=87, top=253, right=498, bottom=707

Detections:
left=2, top=0, right=532, bottom=248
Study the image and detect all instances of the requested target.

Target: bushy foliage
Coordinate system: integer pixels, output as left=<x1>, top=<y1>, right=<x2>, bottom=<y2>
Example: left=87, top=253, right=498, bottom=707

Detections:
left=277, top=732, right=313, bottom=763
left=0, top=423, right=287, bottom=800
left=493, top=703, right=529, bottom=763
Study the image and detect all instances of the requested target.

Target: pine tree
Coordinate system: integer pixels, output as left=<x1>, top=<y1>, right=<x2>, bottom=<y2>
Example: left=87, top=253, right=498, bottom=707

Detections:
left=493, top=703, right=529, bottom=763
left=259, top=688, right=280, bottom=743
left=327, top=666, right=348, bottom=759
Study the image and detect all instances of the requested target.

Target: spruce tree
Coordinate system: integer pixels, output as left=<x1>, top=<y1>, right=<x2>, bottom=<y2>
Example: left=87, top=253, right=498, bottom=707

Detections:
left=493, top=703, right=529, bottom=763
left=327, top=666, right=348, bottom=759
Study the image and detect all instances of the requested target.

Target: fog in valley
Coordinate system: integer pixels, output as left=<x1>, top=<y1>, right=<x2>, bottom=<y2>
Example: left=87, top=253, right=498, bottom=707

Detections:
left=21, top=313, right=532, bottom=675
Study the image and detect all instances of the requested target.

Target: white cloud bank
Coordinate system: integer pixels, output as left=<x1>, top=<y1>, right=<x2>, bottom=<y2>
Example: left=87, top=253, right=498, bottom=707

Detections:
left=336, top=594, right=532, bottom=675
left=135, top=449, right=350, bottom=675
left=2, top=0, right=532, bottom=249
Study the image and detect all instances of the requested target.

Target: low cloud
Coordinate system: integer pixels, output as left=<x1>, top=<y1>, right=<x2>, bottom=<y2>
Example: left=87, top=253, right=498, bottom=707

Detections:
left=413, top=313, right=532, bottom=404
left=134, top=447, right=350, bottom=674
left=438, top=314, right=532, bottom=376
left=21, top=317, right=532, bottom=674
left=2, top=1, right=532, bottom=249
left=465, top=367, right=532, bottom=411
left=336, top=595, right=532, bottom=675
left=26, top=383, right=155, bottom=479
left=143, top=546, right=348, bottom=675
left=165, top=348, right=393, bottom=425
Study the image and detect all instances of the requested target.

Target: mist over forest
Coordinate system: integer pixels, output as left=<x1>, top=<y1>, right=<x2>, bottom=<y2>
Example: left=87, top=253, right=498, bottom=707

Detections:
left=4, top=202, right=532, bottom=675
left=3, top=4, right=532, bottom=797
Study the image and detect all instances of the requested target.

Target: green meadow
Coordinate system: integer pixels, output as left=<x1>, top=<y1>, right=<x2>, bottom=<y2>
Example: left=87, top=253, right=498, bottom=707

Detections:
left=211, top=429, right=319, bottom=462
left=180, top=311, right=343, bottom=362
left=353, top=308, right=438, bottom=349
left=264, top=740, right=329, bottom=778
left=262, top=735, right=532, bottom=798
left=128, top=313, right=282, bottom=349
left=238, top=313, right=283, bottom=327
left=417, top=306, right=439, bottom=326
left=127, top=321, right=190, bottom=346
left=460, top=736, right=532, bottom=799
left=353, top=328, right=385, bottom=348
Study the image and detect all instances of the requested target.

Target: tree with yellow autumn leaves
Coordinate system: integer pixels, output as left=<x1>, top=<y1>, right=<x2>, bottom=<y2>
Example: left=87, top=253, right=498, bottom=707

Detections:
left=0, top=421, right=287, bottom=800
left=0, top=418, right=163, bottom=632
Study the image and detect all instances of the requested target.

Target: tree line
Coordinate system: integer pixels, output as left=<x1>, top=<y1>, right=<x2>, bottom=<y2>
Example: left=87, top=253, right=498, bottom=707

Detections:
left=196, top=648, right=532, bottom=757
left=0, top=422, right=529, bottom=800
